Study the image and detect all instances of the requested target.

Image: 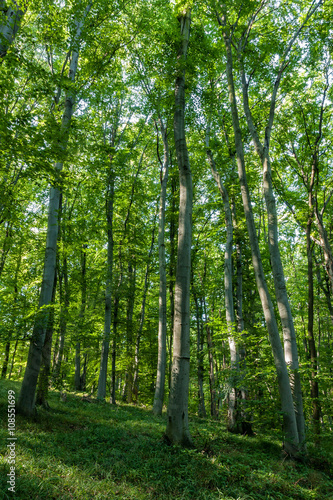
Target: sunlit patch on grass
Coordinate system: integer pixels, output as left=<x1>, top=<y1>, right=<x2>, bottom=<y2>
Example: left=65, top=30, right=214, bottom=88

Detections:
left=0, top=380, right=332, bottom=499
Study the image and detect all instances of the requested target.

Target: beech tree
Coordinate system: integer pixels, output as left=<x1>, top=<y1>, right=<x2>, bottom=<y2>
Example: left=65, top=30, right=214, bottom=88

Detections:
left=18, top=2, right=92, bottom=416
left=153, top=117, right=169, bottom=415
left=1, top=0, right=332, bottom=458
left=0, top=0, right=28, bottom=59
left=165, top=7, right=193, bottom=447
left=216, top=5, right=301, bottom=457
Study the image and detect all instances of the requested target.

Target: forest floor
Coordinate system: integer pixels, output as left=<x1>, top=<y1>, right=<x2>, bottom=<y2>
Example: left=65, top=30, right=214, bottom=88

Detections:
left=0, top=380, right=332, bottom=500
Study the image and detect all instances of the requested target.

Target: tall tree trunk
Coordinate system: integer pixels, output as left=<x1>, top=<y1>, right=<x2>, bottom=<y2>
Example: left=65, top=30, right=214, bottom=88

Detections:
left=307, top=220, right=321, bottom=437
left=314, top=210, right=333, bottom=293
left=8, top=339, right=18, bottom=379
left=1, top=341, right=11, bottom=379
left=36, top=271, right=57, bottom=408
left=242, top=83, right=305, bottom=447
left=206, top=132, right=241, bottom=431
left=18, top=6, right=91, bottom=415
left=97, top=168, right=114, bottom=400
left=75, top=244, right=87, bottom=390
left=165, top=9, right=192, bottom=447
left=133, top=214, right=156, bottom=402
left=232, top=201, right=253, bottom=435
left=110, top=142, right=145, bottom=403
left=236, top=2, right=322, bottom=448
left=123, top=262, right=136, bottom=402
left=110, top=292, right=120, bottom=405
left=153, top=117, right=169, bottom=415
left=239, top=57, right=306, bottom=449
left=192, top=286, right=206, bottom=418
left=219, top=14, right=300, bottom=456
left=168, top=169, right=177, bottom=394
left=53, top=251, right=69, bottom=385
left=1, top=240, right=22, bottom=378
left=0, top=221, right=12, bottom=279
left=206, top=322, right=218, bottom=420
left=0, top=0, right=28, bottom=59
left=74, top=342, right=81, bottom=390
left=53, top=198, right=69, bottom=385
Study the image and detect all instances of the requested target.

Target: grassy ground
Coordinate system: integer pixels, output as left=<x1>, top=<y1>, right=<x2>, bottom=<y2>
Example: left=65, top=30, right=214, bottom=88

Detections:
left=0, top=380, right=332, bottom=500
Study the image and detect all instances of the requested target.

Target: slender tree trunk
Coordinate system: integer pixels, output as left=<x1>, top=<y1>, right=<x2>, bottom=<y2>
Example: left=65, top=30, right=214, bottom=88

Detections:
left=17, top=6, right=91, bottom=416
left=0, top=221, right=12, bottom=279
left=123, top=262, right=136, bottom=402
left=306, top=220, right=321, bottom=437
left=74, top=342, right=81, bottom=390
left=219, top=17, right=300, bottom=456
left=75, top=244, right=87, bottom=390
left=166, top=9, right=193, bottom=447
left=110, top=292, right=120, bottom=405
left=1, top=240, right=22, bottom=378
left=153, top=118, right=169, bottom=415
left=206, top=322, right=218, bottom=420
left=206, top=133, right=241, bottom=431
left=53, top=198, right=69, bottom=385
left=192, top=287, right=206, bottom=418
left=315, top=257, right=333, bottom=328
left=314, top=211, right=333, bottom=293
left=168, top=169, right=177, bottom=394
left=133, top=215, right=156, bottom=402
left=0, top=0, right=28, bottom=59
left=8, top=339, right=18, bottom=379
left=2, top=341, right=11, bottom=379
left=97, top=168, right=114, bottom=400
left=239, top=56, right=306, bottom=447
left=110, top=142, right=145, bottom=403
left=53, top=252, right=69, bottom=385
left=232, top=201, right=253, bottom=435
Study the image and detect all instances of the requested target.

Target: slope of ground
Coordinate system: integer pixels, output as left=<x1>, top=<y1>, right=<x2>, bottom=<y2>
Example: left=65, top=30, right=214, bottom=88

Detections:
left=0, top=380, right=332, bottom=500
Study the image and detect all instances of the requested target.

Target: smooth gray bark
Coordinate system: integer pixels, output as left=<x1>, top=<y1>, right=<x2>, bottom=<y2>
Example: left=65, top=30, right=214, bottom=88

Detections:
left=236, top=0, right=322, bottom=446
left=17, top=5, right=91, bottom=416
left=153, top=118, right=169, bottom=415
left=239, top=67, right=305, bottom=448
left=219, top=15, right=300, bottom=456
left=0, top=0, right=28, bottom=59
left=165, top=9, right=193, bottom=447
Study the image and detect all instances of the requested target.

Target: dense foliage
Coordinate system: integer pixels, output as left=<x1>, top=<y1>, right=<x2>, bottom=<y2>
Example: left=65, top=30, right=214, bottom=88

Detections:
left=0, top=0, right=333, bottom=492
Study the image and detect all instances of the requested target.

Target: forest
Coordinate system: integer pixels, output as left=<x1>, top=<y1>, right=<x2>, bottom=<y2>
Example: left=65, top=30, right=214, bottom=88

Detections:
left=0, top=0, right=333, bottom=498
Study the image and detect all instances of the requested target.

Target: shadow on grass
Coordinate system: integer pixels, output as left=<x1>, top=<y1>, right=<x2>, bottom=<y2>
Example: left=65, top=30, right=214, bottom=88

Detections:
left=0, top=380, right=332, bottom=500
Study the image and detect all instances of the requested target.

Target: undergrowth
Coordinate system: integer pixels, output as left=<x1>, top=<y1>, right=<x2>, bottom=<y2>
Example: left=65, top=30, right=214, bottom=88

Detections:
left=0, top=380, right=332, bottom=500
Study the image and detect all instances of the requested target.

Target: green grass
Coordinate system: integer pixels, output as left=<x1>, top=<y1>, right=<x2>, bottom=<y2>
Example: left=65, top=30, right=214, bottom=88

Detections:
left=0, top=380, right=332, bottom=500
